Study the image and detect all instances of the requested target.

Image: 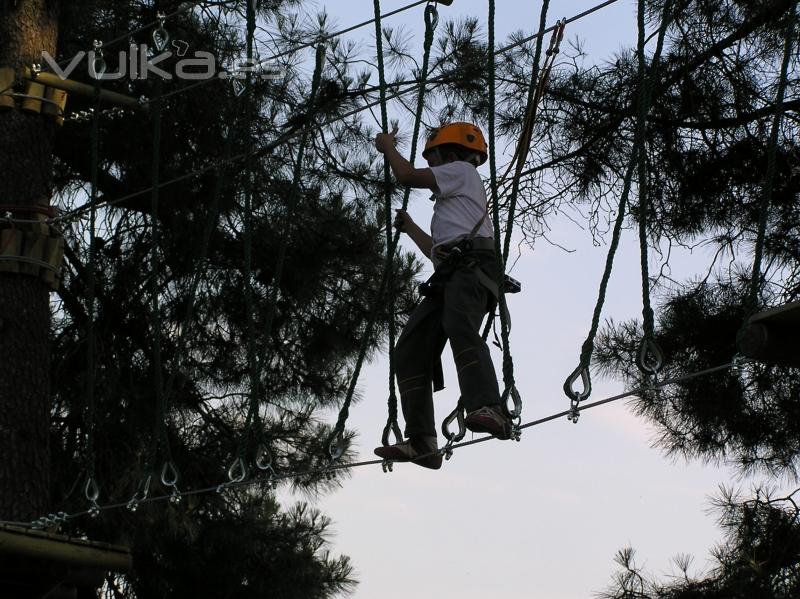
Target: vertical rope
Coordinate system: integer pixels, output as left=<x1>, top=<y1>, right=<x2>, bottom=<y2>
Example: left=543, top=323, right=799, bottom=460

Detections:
left=254, top=41, right=327, bottom=398
left=746, top=3, right=796, bottom=314
left=331, top=4, right=436, bottom=450
left=634, top=0, right=673, bottom=376
left=373, top=0, right=401, bottom=445
left=148, top=77, right=169, bottom=467
left=84, top=79, right=101, bottom=493
left=500, top=0, right=550, bottom=265
left=239, top=0, right=261, bottom=464
left=487, top=0, right=516, bottom=405
left=564, top=0, right=674, bottom=414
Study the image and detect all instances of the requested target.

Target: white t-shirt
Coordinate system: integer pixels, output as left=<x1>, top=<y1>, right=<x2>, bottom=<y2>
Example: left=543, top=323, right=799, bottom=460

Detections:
left=429, top=161, right=494, bottom=258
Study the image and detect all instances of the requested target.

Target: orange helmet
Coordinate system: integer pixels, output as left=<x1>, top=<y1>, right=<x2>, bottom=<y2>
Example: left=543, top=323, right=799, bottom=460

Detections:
left=423, top=122, right=488, bottom=165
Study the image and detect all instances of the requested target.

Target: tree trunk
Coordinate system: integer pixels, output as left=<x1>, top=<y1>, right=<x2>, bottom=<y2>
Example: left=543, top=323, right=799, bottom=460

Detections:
left=0, top=0, right=60, bottom=522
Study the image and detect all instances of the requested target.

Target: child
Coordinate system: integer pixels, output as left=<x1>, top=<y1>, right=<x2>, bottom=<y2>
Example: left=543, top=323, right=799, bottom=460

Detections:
left=374, top=122, right=512, bottom=470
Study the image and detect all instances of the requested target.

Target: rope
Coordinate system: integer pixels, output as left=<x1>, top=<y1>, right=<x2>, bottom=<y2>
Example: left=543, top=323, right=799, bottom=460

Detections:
left=246, top=39, right=328, bottom=462
left=55, top=0, right=625, bottom=226
left=373, top=0, right=402, bottom=447
left=16, top=359, right=738, bottom=527
left=82, top=76, right=102, bottom=509
left=236, top=0, right=263, bottom=473
left=563, top=0, right=674, bottom=419
left=634, top=0, right=674, bottom=376
left=487, top=0, right=519, bottom=415
left=498, top=4, right=558, bottom=265
left=146, top=77, right=172, bottom=484
left=329, top=0, right=437, bottom=455
left=745, top=3, right=796, bottom=316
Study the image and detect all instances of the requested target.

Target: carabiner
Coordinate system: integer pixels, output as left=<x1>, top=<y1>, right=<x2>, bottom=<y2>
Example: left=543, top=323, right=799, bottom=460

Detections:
left=255, top=443, right=273, bottom=471
left=152, top=12, right=170, bottom=53
left=126, top=473, right=152, bottom=512
left=636, top=336, right=664, bottom=376
left=160, top=460, right=180, bottom=487
left=91, top=40, right=106, bottom=79
left=227, top=456, right=248, bottom=484
left=441, top=404, right=466, bottom=444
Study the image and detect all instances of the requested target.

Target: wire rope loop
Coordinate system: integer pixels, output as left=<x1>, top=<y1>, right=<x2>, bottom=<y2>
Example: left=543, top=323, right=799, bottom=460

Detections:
left=381, top=419, right=403, bottom=447
left=636, top=336, right=664, bottom=376
left=152, top=12, right=170, bottom=53
left=424, top=2, right=439, bottom=31
left=126, top=474, right=152, bottom=512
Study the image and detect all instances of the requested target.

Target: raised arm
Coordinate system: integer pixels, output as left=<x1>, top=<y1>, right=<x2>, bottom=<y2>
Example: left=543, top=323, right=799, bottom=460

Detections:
left=375, top=128, right=436, bottom=190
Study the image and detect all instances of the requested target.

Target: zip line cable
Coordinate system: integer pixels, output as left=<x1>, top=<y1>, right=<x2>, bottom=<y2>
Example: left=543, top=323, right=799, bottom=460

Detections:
left=17, top=360, right=739, bottom=529
left=54, top=0, right=624, bottom=226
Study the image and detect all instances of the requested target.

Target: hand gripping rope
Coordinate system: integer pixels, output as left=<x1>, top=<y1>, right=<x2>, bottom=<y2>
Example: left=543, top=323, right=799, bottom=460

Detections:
left=329, top=0, right=440, bottom=468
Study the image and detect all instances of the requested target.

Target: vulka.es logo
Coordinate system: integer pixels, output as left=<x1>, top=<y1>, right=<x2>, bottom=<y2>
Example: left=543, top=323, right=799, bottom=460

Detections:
left=41, top=44, right=284, bottom=82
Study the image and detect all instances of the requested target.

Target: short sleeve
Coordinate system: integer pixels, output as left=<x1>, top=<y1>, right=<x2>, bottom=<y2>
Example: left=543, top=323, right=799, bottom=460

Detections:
left=429, top=162, right=471, bottom=198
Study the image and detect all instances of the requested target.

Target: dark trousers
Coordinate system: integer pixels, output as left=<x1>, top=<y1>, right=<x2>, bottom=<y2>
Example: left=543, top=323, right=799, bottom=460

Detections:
left=394, top=256, right=501, bottom=439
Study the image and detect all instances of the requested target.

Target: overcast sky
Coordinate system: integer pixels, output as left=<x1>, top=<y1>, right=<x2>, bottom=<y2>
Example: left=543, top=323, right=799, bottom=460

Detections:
left=278, top=2, right=762, bottom=597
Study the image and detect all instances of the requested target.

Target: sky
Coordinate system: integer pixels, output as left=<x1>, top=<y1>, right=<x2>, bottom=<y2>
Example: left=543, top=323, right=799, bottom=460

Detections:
left=277, top=1, right=757, bottom=597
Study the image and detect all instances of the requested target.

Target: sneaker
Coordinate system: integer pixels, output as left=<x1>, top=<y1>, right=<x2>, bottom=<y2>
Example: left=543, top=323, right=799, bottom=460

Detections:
left=464, top=405, right=512, bottom=440
left=374, top=437, right=442, bottom=470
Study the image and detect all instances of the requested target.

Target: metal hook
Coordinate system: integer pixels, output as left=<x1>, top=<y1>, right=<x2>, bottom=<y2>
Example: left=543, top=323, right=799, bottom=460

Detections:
left=636, top=336, right=664, bottom=376
left=152, top=12, right=170, bottom=53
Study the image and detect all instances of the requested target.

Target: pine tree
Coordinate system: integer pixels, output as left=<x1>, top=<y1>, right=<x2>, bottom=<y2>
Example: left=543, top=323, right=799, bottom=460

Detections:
left=3, top=0, right=421, bottom=596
